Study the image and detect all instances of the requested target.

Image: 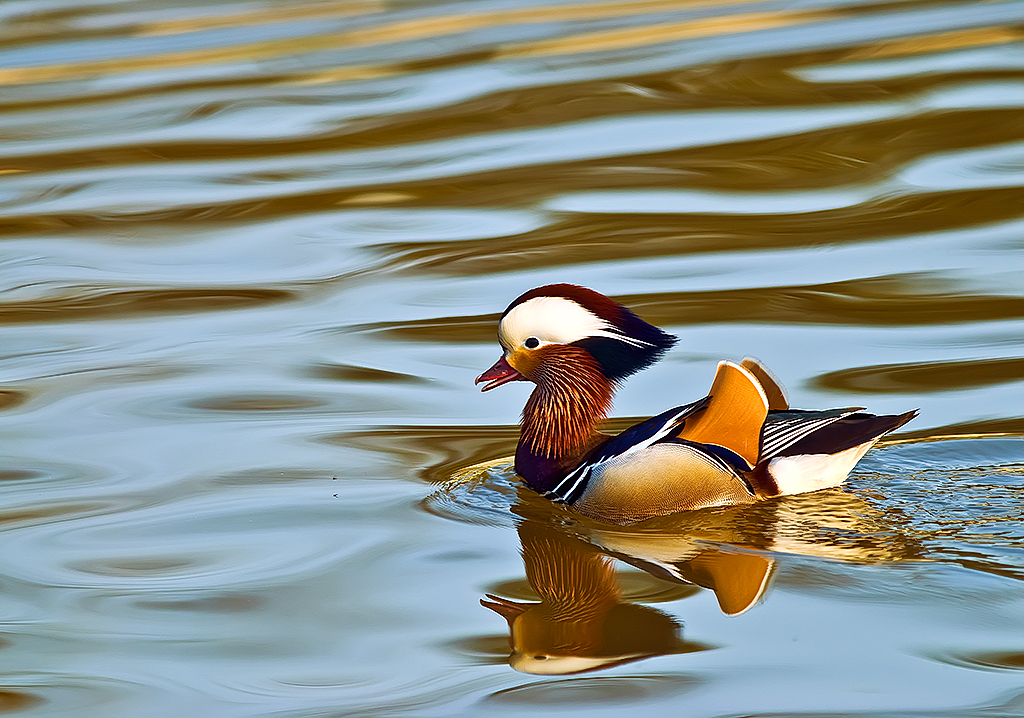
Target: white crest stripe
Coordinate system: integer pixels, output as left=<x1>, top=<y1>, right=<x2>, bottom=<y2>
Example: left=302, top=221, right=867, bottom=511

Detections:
left=500, top=296, right=652, bottom=350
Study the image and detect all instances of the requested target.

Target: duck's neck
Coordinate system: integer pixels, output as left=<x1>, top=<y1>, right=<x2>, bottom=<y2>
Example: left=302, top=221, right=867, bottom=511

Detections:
left=517, top=348, right=614, bottom=492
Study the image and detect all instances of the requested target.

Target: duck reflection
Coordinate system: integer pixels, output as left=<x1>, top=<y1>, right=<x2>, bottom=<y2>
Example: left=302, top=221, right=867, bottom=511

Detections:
left=484, top=486, right=920, bottom=674
left=482, top=521, right=710, bottom=674
left=584, top=485, right=920, bottom=577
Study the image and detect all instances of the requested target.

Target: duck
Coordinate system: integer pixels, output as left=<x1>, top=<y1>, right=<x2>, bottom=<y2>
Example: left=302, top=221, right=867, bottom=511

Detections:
left=475, top=284, right=917, bottom=525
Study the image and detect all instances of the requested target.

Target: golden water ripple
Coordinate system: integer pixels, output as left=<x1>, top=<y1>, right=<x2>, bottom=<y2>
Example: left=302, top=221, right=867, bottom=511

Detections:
left=814, top=356, right=1024, bottom=393
left=0, top=286, right=296, bottom=323
left=374, top=185, right=1024, bottom=274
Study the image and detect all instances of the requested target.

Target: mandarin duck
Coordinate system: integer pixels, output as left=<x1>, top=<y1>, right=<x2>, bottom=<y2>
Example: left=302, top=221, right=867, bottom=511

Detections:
left=475, top=284, right=917, bottom=525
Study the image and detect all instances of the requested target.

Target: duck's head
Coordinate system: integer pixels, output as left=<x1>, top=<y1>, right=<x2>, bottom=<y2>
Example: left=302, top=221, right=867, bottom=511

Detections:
left=475, top=284, right=677, bottom=392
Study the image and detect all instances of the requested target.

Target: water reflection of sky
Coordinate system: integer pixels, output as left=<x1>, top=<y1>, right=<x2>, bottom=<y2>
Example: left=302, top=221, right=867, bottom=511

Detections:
left=1, top=0, right=1023, bottom=715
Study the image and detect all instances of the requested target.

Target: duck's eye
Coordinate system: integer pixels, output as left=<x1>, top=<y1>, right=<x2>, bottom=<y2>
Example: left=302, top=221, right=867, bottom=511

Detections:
left=524, top=337, right=540, bottom=349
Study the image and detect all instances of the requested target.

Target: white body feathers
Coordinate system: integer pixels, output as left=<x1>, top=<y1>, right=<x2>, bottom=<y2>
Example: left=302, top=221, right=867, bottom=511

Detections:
left=767, top=440, right=879, bottom=495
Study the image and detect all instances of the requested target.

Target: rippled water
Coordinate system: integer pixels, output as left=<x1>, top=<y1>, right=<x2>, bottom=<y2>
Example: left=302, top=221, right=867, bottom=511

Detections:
left=1, top=0, right=1023, bottom=715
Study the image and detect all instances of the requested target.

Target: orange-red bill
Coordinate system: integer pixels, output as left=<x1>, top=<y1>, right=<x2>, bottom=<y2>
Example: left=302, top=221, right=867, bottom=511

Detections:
left=475, top=355, right=526, bottom=391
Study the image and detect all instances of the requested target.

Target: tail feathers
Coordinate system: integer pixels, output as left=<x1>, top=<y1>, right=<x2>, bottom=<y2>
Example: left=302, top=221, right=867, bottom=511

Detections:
left=777, top=409, right=918, bottom=458
left=746, top=409, right=918, bottom=498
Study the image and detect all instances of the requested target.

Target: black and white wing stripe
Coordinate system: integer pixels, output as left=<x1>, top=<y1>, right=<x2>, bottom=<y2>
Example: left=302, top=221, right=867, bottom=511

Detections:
left=546, top=397, right=710, bottom=505
left=759, top=408, right=864, bottom=460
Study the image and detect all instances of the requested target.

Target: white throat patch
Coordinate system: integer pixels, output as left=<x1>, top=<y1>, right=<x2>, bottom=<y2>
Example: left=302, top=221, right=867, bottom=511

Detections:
left=499, top=296, right=650, bottom=350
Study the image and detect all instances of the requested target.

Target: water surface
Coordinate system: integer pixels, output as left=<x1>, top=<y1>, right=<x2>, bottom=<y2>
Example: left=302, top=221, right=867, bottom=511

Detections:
left=1, top=0, right=1023, bottom=715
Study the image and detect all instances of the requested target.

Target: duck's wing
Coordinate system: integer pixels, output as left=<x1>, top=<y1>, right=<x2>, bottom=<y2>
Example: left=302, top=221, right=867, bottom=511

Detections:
left=758, top=408, right=866, bottom=461
left=554, top=361, right=773, bottom=506
left=751, top=409, right=919, bottom=497
left=764, top=409, right=918, bottom=459
left=546, top=398, right=711, bottom=504
left=675, top=361, right=769, bottom=469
